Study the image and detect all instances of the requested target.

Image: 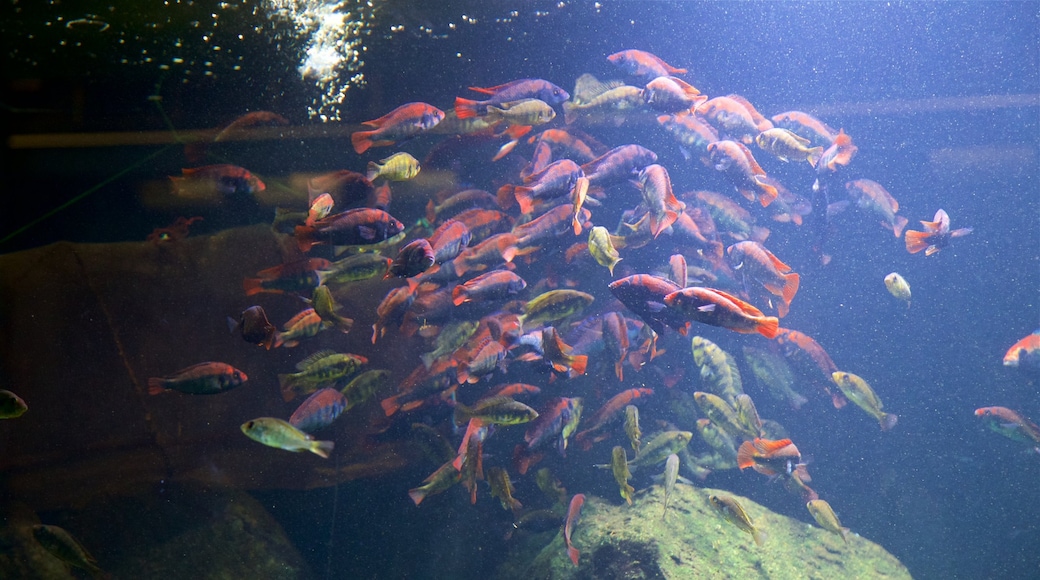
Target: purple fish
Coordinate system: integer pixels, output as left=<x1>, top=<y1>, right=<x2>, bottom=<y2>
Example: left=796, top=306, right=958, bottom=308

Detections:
left=289, top=388, right=347, bottom=432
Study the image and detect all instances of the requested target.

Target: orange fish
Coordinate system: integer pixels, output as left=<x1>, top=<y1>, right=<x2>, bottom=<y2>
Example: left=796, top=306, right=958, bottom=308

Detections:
left=726, top=241, right=800, bottom=318
left=975, top=407, right=1040, bottom=450
left=845, top=179, right=908, bottom=238
left=608, top=50, right=686, bottom=79
left=563, top=493, right=586, bottom=566
left=816, top=128, right=858, bottom=172
left=574, top=388, right=653, bottom=450
left=1003, top=330, right=1040, bottom=369
left=904, top=208, right=973, bottom=256
left=706, top=140, right=778, bottom=207
left=351, top=102, right=445, bottom=154
left=452, top=270, right=527, bottom=306
left=736, top=437, right=802, bottom=477
left=663, top=287, right=780, bottom=339
left=602, top=312, right=631, bottom=381
left=770, top=110, right=838, bottom=148
left=169, top=164, right=265, bottom=197
left=775, top=328, right=847, bottom=409
left=699, top=96, right=761, bottom=143
left=636, top=164, right=685, bottom=238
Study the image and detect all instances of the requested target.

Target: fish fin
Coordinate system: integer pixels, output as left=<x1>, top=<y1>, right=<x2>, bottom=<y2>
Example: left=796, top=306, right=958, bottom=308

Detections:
left=295, top=349, right=337, bottom=371
left=513, top=187, right=536, bottom=215
left=568, top=355, right=588, bottom=376
left=567, top=545, right=580, bottom=566
left=380, top=395, right=401, bottom=417
left=408, top=487, right=427, bottom=506
left=467, top=83, right=508, bottom=95
left=924, top=245, right=941, bottom=256
left=755, top=316, right=780, bottom=339
left=880, top=413, right=899, bottom=431
left=366, top=162, right=382, bottom=182
left=950, top=227, right=973, bottom=238
left=454, top=97, right=482, bottom=119
left=780, top=272, right=800, bottom=308
left=903, top=230, right=930, bottom=254
left=753, top=176, right=779, bottom=207
left=754, top=438, right=794, bottom=454
left=736, top=441, right=756, bottom=470
left=615, top=361, right=624, bottom=382
left=351, top=130, right=375, bottom=154
left=241, top=278, right=265, bottom=296
left=452, top=286, right=468, bottom=307
left=226, top=316, right=239, bottom=335
left=294, top=226, right=318, bottom=253
left=892, top=215, right=909, bottom=238
left=752, top=528, right=768, bottom=547
left=776, top=299, right=790, bottom=319
left=806, top=146, right=824, bottom=168
left=146, top=379, right=166, bottom=396
left=831, top=391, right=848, bottom=409
left=311, top=440, right=335, bottom=459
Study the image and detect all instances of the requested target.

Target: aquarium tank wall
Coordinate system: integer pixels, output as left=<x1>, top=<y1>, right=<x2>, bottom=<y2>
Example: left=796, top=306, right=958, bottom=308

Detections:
left=1, top=2, right=1038, bottom=579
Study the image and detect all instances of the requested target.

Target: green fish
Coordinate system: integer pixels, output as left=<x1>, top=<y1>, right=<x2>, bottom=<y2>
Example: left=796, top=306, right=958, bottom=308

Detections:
left=694, top=391, right=756, bottom=442
left=241, top=417, right=334, bottom=458
left=611, top=446, right=635, bottom=505
left=629, top=430, right=692, bottom=471
left=278, top=350, right=368, bottom=402
left=733, top=394, right=764, bottom=439
left=832, top=371, right=898, bottom=431
left=408, top=459, right=462, bottom=506
left=588, top=226, right=623, bottom=275
left=488, top=466, right=523, bottom=513
left=661, top=453, right=680, bottom=519
left=319, top=252, right=391, bottom=284
left=709, top=494, right=767, bottom=546
left=32, top=524, right=104, bottom=576
left=0, top=389, right=28, bottom=418
left=691, top=336, right=743, bottom=404
left=807, top=499, right=850, bottom=544
left=695, top=418, right=738, bottom=464
left=311, top=285, right=354, bottom=331
left=624, top=404, right=642, bottom=452
left=455, top=396, right=539, bottom=426
left=421, top=320, right=479, bottom=369
left=535, top=467, right=568, bottom=506
left=742, top=345, right=808, bottom=410
left=340, top=369, right=392, bottom=410
left=520, top=289, right=594, bottom=331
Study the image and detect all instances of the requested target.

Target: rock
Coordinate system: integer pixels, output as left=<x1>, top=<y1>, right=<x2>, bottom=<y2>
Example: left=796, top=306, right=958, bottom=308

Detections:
left=495, top=485, right=911, bottom=580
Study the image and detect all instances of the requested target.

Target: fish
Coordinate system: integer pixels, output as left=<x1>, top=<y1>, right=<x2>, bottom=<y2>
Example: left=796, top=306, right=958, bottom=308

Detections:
left=563, top=84, right=647, bottom=126
left=241, top=417, right=334, bottom=458
left=339, top=369, right=392, bottom=410
left=32, top=524, right=105, bottom=577
left=642, top=76, right=706, bottom=113
left=570, top=175, right=590, bottom=235
left=694, top=392, right=756, bottom=442
left=742, top=346, right=808, bottom=410
left=574, top=387, right=653, bottom=449
left=387, top=239, right=437, bottom=279
left=699, top=97, right=762, bottom=143
left=147, top=215, right=203, bottom=244
left=904, top=208, right=973, bottom=256
left=307, top=169, right=375, bottom=207
left=320, top=253, right=392, bottom=285
left=727, top=240, right=800, bottom=317
left=884, top=272, right=912, bottom=307
left=831, top=371, right=899, bottom=431
left=691, top=336, right=744, bottom=404
left=587, top=226, right=623, bottom=275
left=520, top=289, right=595, bottom=331
left=213, top=110, right=289, bottom=141
left=372, top=286, right=416, bottom=343
left=525, top=397, right=583, bottom=455
left=607, top=50, right=686, bottom=80
left=366, top=151, right=421, bottom=182
left=807, top=499, right=850, bottom=544
left=736, top=437, right=802, bottom=477
left=709, top=494, right=767, bottom=546
left=563, top=493, right=586, bottom=566
left=974, top=407, right=1040, bottom=450
left=409, top=459, right=463, bottom=505
left=695, top=418, right=738, bottom=465
left=289, top=388, right=348, bottom=432
left=454, top=395, right=539, bottom=426
left=602, top=312, right=631, bottom=381
left=311, top=285, right=354, bottom=331
left=657, top=112, right=719, bottom=158
left=815, top=128, right=858, bottom=172
left=629, top=430, right=693, bottom=471
left=278, top=350, right=368, bottom=402
left=169, top=164, right=265, bottom=198
left=273, top=308, right=334, bottom=348
left=706, top=140, right=779, bottom=207
left=770, top=110, right=838, bottom=148
left=661, top=453, right=680, bottom=519
left=505, top=510, right=563, bottom=540
left=487, top=466, right=523, bottom=513
left=428, top=219, right=474, bottom=264
left=452, top=270, right=527, bottom=306
left=425, top=189, right=498, bottom=222
left=1003, top=330, right=1040, bottom=369
left=226, top=305, right=277, bottom=350
left=295, top=208, right=406, bottom=252
left=845, top=179, right=909, bottom=238
left=455, top=79, right=570, bottom=119
left=624, top=404, right=642, bottom=452
left=581, top=144, right=658, bottom=187
left=775, top=328, right=848, bottom=409
left=242, top=258, right=331, bottom=297
left=0, top=389, right=27, bottom=419
left=611, top=446, right=636, bottom=505
left=636, top=164, right=685, bottom=238
left=351, top=102, right=445, bottom=154
left=486, top=98, right=557, bottom=126
left=608, top=274, right=686, bottom=337
left=147, top=362, right=247, bottom=395
left=305, top=193, right=335, bottom=227
left=663, top=286, right=780, bottom=338
left=755, top=128, right=824, bottom=166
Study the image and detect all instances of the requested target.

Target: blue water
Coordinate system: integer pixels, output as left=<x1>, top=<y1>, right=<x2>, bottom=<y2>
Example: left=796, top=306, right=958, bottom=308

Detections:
left=2, top=2, right=1038, bottom=579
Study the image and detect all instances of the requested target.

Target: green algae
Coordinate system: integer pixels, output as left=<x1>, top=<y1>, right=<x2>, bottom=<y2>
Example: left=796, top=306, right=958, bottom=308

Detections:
left=496, top=485, right=911, bottom=580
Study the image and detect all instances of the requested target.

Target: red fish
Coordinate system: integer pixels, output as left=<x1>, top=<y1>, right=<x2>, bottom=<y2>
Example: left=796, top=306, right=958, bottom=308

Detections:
left=1003, top=330, right=1040, bottom=369
left=214, top=111, right=289, bottom=142
left=736, top=437, right=802, bottom=477
left=455, top=78, right=569, bottom=119
left=699, top=97, right=762, bottom=143
left=574, top=388, right=653, bottom=450
left=775, top=328, right=847, bottom=409
left=452, top=270, right=527, bottom=306
left=242, top=258, right=331, bottom=296
left=563, top=493, right=586, bottom=566
left=289, top=388, right=347, bottom=433
left=636, top=164, right=685, bottom=238
left=608, top=274, right=687, bottom=337
left=663, top=287, right=780, bottom=339
left=514, top=204, right=591, bottom=249
left=386, top=239, right=436, bottom=279
left=581, top=144, right=658, bottom=187
left=538, top=327, right=589, bottom=378
left=295, top=208, right=405, bottom=252
left=816, top=128, right=858, bottom=172
left=147, top=362, right=247, bottom=395
left=452, top=233, right=520, bottom=277
left=726, top=241, right=800, bottom=318
left=706, top=140, right=778, bottom=207
left=170, top=164, right=265, bottom=197
left=351, top=102, right=445, bottom=154
left=500, top=159, right=585, bottom=215
left=904, top=208, right=973, bottom=256
left=607, top=50, right=686, bottom=79
left=642, top=76, right=706, bottom=113
left=975, top=407, right=1040, bottom=450
left=602, top=312, right=631, bottom=381
left=771, top=111, right=838, bottom=148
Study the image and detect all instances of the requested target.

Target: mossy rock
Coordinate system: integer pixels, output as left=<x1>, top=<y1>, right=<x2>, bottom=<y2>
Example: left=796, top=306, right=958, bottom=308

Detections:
left=496, top=485, right=911, bottom=580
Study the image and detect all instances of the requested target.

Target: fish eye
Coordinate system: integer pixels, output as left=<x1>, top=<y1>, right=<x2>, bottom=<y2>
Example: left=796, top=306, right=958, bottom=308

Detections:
left=245, top=421, right=254, bottom=428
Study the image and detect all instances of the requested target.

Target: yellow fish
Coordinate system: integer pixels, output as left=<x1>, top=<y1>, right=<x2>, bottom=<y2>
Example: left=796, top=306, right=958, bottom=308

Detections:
left=831, top=372, right=899, bottom=431
left=366, top=152, right=420, bottom=182
left=807, top=499, right=850, bottom=544
left=884, top=272, right=911, bottom=308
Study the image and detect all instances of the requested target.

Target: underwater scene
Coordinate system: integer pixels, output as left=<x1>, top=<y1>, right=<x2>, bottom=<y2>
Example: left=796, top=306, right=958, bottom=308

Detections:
left=1, top=1, right=1038, bottom=579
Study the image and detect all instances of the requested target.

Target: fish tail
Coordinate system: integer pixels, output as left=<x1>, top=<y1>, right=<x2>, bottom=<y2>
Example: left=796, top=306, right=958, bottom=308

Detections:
left=755, top=316, right=780, bottom=339
left=380, top=395, right=402, bottom=417
left=496, top=184, right=517, bottom=210
left=615, top=361, right=624, bottom=382
left=408, top=487, right=427, bottom=506
left=572, top=215, right=583, bottom=236
left=567, top=545, right=580, bottom=566
left=294, top=225, right=319, bottom=252
left=880, top=413, right=899, bottom=431
left=840, top=527, right=850, bottom=544
left=146, top=378, right=166, bottom=396
left=903, top=230, right=931, bottom=254
left=454, top=97, right=482, bottom=119
left=568, top=355, right=588, bottom=376
left=752, top=528, right=768, bottom=546
left=351, top=130, right=375, bottom=154
left=806, top=146, right=824, bottom=168
left=781, top=272, right=800, bottom=310
left=310, top=440, right=335, bottom=459
left=242, top=277, right=264, bottom=296
left=366, top=161, right=382, bottom=182
left=452, top=286, right=468, bottom=307
left=892, top=215, right=909, bottom=238
left=830, top=391, right=848, bottom=409
left=499, top=236, right=519, bottom=263
left=736, top=441, right=756, bottom=470
left=513, top=186, right=536, bottom=215
left=754, top=177, right=779, bottom=207
left=563, top=101, right=578, bottom=125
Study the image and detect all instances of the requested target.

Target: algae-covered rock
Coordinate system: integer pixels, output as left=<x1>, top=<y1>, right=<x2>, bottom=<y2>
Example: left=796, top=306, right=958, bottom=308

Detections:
left=496, top=485, right=911, bottom=580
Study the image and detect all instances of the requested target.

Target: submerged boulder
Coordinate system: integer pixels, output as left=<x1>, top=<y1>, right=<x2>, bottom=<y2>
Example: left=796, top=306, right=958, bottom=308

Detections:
left=496, top=485, right=911, bottom=580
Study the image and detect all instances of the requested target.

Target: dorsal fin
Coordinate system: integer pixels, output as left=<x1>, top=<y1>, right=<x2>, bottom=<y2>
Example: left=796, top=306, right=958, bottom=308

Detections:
left=295, top=349, right=337, bottom=371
